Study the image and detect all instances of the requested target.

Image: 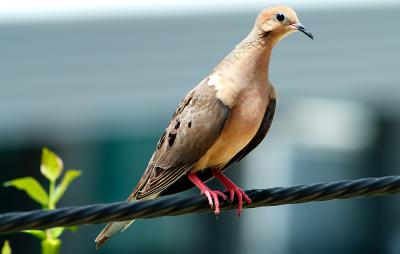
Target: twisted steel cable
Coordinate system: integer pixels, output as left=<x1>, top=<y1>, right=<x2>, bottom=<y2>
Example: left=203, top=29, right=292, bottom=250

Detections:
left=0, top=175, right=399, bottom=234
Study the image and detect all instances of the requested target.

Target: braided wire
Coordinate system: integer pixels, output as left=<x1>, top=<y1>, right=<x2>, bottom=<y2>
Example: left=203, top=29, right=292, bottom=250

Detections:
left=0, top=175, right=399, bottom=233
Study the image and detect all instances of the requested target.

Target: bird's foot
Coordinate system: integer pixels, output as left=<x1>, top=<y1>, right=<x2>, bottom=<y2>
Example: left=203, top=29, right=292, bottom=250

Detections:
left=202, top=189, right=227, bottom=215
left=187, top=172, right=227, bottom=215
left=212, top=171, right=251, bottom=216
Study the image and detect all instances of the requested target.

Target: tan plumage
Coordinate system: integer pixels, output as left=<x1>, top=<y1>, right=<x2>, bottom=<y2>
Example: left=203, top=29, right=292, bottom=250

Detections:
left=95, top=5, right=313, bottom=249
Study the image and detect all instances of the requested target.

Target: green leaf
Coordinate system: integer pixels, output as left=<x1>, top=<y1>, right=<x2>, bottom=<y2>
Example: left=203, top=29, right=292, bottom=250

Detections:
left=50, top=228, right=65, bottom=239
left=54, top=170, right=81, bottom=204
left=49, top=226, right=77, bottom=239
left=23, top=230, right=46, bottom=239
left=66, top=225, right=78, bottom=232
left=41, top=239, right=61, bottom=254
left=40, top=148, right=63, bottom=182
left=1, top=241, right=11, bottom=254
left=4, top=177, right=49, bottom=206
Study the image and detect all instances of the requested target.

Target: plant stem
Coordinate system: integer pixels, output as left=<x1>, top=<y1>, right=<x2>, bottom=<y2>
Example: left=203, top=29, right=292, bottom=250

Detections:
left=48, top=180, right=55, bottom=210
left=41, top=180, right=62, bottom=254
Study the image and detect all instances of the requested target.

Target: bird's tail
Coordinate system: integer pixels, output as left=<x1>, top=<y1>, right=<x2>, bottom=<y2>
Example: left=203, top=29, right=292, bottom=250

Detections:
left=95, top=219, right=135, bottom=249
left=95, top=191, right=158, bottom=249
left=95, top=191, right=139, bottom=249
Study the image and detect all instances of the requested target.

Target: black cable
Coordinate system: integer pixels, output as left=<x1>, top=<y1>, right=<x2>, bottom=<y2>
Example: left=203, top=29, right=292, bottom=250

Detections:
left=0, top=175, right=399, bottom=234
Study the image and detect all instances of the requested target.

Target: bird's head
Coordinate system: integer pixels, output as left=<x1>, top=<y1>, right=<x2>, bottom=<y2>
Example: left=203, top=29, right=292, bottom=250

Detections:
left=255, top=6, right=313, bottom=41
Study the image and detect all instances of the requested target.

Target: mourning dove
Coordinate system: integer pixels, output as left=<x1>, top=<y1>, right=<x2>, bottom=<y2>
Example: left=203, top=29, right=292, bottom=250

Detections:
left=95, top=5, right=313, bottom=248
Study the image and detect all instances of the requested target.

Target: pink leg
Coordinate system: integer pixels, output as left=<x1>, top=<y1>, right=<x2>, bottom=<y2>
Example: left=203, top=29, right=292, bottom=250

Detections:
left=212, top=170, right=251, bottom=216
left=188, top=172, right=227, bottom=215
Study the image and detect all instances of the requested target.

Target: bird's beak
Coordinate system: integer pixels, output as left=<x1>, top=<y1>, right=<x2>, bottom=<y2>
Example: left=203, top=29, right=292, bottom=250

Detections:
left=291, top=23, right=314, bottom=40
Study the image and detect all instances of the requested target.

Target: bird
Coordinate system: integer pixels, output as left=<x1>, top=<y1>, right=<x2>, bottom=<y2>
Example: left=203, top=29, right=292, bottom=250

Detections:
left=95, top=5, right=313, bottom=249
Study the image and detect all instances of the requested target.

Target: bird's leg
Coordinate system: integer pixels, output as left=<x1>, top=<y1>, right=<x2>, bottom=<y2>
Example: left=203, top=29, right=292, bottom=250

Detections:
left=187, top=172, right=227, bottom=215
left=212, top=170, right=251, bottom=216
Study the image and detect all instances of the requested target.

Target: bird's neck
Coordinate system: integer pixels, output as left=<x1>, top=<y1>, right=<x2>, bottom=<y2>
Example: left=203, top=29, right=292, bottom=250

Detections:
left=215, top=29, right=276, bottom=84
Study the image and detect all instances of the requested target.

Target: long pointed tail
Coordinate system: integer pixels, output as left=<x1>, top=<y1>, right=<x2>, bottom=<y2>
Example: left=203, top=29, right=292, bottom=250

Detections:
left=95, top=223, right=112, bottom=249
left=95, top=220, right=135, bottom=249
left=95, top=190, right=138, bottom=249
left=95, top=191, right=159, bottom=249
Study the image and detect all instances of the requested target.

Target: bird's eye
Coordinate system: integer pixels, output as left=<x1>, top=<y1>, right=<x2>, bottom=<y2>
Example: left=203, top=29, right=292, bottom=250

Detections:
left=276, top=13, right=285, bottom=22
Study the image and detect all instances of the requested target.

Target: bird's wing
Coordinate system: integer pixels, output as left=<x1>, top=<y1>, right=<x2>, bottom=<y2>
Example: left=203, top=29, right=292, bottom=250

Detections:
left=160, top=96, right=276, bottom=196
left=223, top=97, right=276, bottom=169
left=129, top=78, right=230, bottom=200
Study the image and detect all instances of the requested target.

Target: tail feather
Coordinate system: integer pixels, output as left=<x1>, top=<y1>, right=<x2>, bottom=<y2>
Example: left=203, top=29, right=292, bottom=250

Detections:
left=95, top=233, right=110, bottom=249
left=95, top=236, right=109, bottom=249
left=95, top=220, right=135, bottom=249
left=95, top=192, right=140, bottom=249
left=95, top=190, right=159, bottom=249
left=95, top=223, right=111, bottom=249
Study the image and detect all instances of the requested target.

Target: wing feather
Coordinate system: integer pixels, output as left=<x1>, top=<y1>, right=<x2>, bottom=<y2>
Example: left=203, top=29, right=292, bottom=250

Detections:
left=161, top=97, right=276, bottom=196
left=130, top=78, right=230, bottom=200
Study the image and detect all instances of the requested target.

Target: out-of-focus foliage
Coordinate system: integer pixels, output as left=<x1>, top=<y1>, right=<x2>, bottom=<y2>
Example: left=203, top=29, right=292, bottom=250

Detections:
left=3, top=148, right=81, bottom=254
left=1, top=241, right=11, bottom=254
left=3, top=177, right=48, bottom=206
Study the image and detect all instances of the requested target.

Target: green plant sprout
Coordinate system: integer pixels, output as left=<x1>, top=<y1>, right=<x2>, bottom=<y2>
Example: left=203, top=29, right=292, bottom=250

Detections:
left=3, top=148, right=81, bottom=254
left=1, top=241, right=11, bottom=254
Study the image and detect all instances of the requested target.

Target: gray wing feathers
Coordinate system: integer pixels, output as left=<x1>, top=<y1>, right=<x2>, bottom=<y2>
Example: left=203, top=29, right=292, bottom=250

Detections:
left=131, top=79, right=230, bottom=200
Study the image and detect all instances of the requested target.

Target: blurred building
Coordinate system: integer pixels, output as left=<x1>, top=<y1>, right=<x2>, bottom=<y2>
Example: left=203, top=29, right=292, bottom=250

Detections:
left=0, top=1, right=400, bottom=253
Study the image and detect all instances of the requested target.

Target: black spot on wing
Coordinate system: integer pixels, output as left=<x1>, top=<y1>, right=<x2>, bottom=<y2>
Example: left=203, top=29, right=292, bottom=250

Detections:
left=174, top=120, right=180, bottom=129
left=168, top=133, right=177, bottom=147
left=188, top=121, right=192, bottom=128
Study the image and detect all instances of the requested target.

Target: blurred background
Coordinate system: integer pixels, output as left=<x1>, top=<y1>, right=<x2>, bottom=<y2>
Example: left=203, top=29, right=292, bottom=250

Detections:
left=1, top=0, right=400, bottom=253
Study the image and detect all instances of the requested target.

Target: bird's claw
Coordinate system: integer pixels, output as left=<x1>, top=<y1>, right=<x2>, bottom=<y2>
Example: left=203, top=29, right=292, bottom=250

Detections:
left=187, top=172, right=227, bottom=215
left=203, top=190, right=227, bottom=215
left=212, top=171, right=252, bottom=216
left=225, top=187, right=251, bottom=216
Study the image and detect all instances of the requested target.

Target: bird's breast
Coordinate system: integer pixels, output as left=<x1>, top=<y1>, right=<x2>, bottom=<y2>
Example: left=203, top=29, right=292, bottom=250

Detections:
left=194, top=82, right=270, bottom=170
